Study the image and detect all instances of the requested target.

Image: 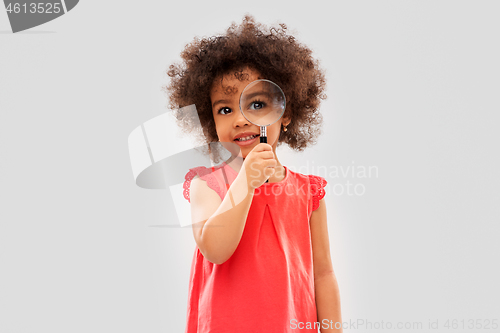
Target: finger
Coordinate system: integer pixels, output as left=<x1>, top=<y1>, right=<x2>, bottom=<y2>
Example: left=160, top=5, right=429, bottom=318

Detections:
left=255, top=143, right=273, bottom=152
left=264, top=159, right=277, bottom=168
left=258, top=150, right=275, bottom=159
left=264, top=166, right=276, bottom=177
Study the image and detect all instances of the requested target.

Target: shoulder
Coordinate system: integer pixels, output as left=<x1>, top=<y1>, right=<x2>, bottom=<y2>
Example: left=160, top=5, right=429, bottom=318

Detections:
left=286, top=168, right=327, bottom=211
left=189, top=171, right=222, bottom=205
left=183, top=165, right=225, bottom=202
left=183, top=167, right=204, bottom=203
left=285, top=168, right=312, bottom=185
left=308, top=174, right=327, bottom=211
left=287, top=168, right=327, bottom=188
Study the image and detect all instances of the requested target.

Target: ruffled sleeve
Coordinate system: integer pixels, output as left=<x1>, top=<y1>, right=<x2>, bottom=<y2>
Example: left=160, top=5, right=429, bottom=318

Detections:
left=308, top=175, right=327, bottom=211
left=183, top=166, right=222, bottom=203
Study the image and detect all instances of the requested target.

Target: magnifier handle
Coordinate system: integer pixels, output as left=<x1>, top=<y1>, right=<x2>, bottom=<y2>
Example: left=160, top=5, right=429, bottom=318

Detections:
left=259, top=127, right=269, bottom=182
left=260, top=135, right=269, bottom=182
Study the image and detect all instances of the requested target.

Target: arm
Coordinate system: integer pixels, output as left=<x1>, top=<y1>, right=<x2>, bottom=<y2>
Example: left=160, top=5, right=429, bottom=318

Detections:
left=310, top=197, right=343, bottom=332
left=190, top=171, right=254, bottom=265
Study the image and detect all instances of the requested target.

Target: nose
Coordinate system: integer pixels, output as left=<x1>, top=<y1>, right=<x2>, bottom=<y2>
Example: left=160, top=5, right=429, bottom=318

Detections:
left=233, top=108, right=250, bottom=128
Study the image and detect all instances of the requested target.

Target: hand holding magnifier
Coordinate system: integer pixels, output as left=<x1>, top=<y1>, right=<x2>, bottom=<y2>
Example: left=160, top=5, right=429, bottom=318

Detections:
left=239, top=79, right=286, bottom=183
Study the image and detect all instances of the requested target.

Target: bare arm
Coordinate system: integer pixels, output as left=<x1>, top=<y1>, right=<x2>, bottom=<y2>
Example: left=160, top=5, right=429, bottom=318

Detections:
left=189, top=143, right=276, bottom=265
left=311, top=198, right=343, bottom=332
left=190, top=170, right=254, bottom=265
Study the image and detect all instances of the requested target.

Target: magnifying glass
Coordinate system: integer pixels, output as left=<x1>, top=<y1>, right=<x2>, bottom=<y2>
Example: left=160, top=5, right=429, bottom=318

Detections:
left=239, top=79, right=286, bottom=182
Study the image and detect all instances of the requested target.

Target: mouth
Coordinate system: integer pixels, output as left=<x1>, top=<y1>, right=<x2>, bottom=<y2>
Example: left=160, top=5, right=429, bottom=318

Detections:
left=233, top=134, right=260, bottom=146
left=234, top=134, right=259, bottom=142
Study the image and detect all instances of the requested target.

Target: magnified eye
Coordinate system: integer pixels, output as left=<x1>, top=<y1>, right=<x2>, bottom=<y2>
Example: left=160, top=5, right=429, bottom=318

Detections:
left=249, top=101, right=266, bottom=110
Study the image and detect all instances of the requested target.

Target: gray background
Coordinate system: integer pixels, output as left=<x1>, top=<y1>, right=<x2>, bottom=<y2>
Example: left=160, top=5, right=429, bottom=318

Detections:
left=1, top=1, right=499, bottom=332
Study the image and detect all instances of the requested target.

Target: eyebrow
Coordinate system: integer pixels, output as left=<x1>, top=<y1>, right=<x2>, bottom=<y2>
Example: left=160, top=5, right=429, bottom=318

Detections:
left=242, top=91, right=272, bottom=100
left=212, top=99, right=231, bottom=109
left=212, top=90, right=274, bottom=109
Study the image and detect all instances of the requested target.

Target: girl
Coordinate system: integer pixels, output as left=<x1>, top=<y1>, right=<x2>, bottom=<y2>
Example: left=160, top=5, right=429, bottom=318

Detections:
left=166, top=15, right=342, bottom=333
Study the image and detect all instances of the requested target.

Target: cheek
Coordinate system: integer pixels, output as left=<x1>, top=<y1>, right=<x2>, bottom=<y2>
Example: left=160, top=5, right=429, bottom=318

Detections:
left=271, top=123, right=282, bottom=135
left=212, top=116, right=220, bottom=130
left=267, top=123, right=282, bottom=142
left=213, top=120, right=228, bottom=139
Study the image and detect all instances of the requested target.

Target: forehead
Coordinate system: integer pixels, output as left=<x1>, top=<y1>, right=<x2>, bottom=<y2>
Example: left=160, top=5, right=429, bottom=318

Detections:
left=210, top=68, right=262, bottom=96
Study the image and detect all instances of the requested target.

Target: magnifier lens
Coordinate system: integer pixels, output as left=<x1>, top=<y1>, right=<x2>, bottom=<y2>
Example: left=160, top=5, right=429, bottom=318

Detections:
left=239, top=80, right=285, bottom=127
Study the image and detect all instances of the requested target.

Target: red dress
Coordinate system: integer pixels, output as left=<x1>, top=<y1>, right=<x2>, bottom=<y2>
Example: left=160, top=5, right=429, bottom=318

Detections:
left=183, top=161, right=327, bottom=333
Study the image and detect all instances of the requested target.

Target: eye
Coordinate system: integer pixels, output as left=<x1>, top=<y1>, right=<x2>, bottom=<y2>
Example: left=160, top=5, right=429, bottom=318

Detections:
left=218, top=107, right=232, bottom=115
left=249, top=100, right=266, bottom=110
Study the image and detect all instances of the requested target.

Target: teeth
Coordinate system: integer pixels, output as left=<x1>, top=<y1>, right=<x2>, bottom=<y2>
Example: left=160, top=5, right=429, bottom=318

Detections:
left=236, top=134, right=258, bottom=141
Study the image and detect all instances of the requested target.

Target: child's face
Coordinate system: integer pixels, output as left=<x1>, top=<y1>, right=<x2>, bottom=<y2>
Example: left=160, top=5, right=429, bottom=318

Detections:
left=210, top=67, right=288, bottom=159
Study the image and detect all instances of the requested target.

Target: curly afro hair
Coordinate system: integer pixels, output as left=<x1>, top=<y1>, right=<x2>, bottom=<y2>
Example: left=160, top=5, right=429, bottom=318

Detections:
left=164, top=15, right=326, bottom=163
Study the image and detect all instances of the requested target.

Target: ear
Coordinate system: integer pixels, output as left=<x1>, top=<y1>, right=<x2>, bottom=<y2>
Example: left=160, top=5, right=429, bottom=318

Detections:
left=282, top=116, right=291, bottom=127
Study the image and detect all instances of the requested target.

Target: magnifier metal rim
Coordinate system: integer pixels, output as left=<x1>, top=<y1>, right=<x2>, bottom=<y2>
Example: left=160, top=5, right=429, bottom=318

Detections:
left=239, top=79, right=286, bottom=127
